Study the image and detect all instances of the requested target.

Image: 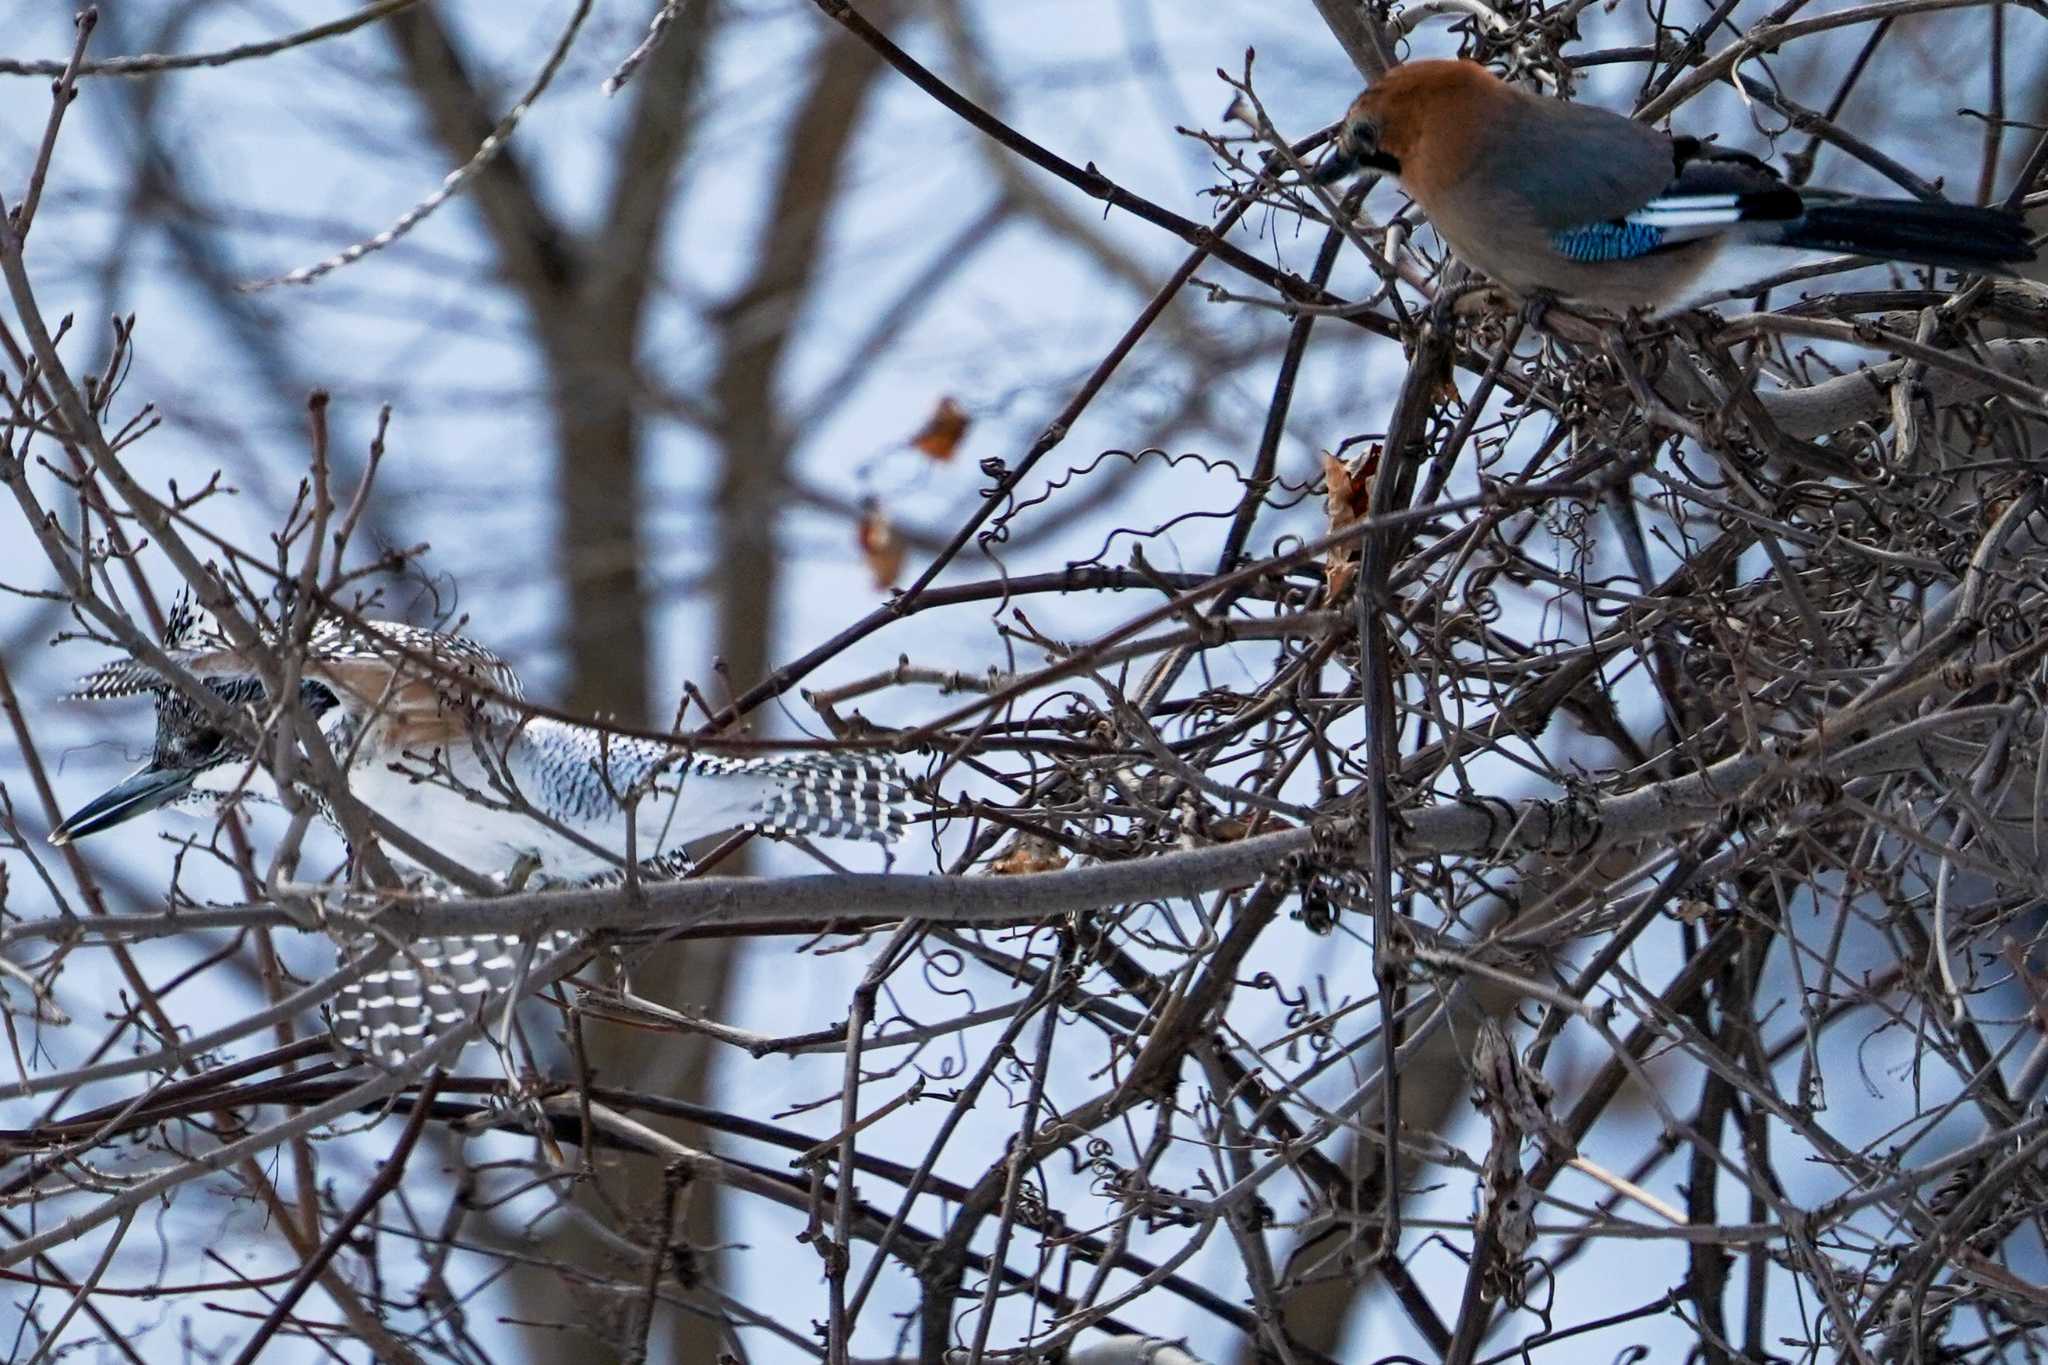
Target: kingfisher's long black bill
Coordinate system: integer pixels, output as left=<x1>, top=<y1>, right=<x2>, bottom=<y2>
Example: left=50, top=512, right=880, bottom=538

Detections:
left=49, top=765, right=197, bottom=845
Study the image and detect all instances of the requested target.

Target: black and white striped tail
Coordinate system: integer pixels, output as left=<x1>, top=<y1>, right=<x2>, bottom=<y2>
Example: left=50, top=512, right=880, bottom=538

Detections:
left=330, top=929, right=576, bottom=1069
left=712, top=753, right=909, bottom=843
left=329, top=848, right=696, bottom=1068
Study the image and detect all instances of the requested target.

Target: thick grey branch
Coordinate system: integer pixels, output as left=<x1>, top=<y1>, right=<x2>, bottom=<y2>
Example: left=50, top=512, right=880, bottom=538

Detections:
left=1756, top=337, right=2048, bottom=438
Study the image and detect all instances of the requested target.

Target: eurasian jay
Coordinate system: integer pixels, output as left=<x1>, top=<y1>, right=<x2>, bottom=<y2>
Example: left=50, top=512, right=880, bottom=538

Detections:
left=1314, top=60, right=2037, bottom=313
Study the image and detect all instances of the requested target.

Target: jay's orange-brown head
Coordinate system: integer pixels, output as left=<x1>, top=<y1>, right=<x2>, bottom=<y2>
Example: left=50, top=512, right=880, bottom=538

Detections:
left=1315, top=60, right=1515, bottom=201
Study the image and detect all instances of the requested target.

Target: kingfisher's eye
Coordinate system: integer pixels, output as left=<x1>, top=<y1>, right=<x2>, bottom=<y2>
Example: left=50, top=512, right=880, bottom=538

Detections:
left=183, top=729, right=228, bottom=764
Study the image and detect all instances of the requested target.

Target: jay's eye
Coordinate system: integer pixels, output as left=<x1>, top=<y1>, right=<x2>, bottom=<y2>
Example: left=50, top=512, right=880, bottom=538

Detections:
left=1314, top=116, right=1386, bottom=184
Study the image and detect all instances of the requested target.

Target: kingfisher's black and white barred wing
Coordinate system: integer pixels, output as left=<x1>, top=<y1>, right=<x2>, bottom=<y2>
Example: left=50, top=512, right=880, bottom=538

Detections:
left=700, top=752, right=911, bottom=844
left=519, top=720, right=910, bottom=847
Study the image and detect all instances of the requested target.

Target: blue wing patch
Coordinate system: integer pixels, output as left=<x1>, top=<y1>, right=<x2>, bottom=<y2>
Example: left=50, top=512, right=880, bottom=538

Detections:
left=1551, top=220, right=1666, bottom=263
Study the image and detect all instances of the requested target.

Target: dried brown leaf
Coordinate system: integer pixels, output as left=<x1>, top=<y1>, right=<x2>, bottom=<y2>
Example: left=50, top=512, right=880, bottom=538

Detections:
left=987, top=834, right=1069, bottom=876
left=1320, top=446, right=1379, bottom=599
left=857, top=502, right=905, bottom=589
left=909, top=396, right=971, bottom=461
left=1205, top=813, right=1295, bottom=842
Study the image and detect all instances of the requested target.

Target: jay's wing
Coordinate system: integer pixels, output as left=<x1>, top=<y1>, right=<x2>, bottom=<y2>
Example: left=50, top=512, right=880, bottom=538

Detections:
left=1622, top=141, right=1804, bottom=234
left=1550, top=140, right=1801, bottom=262
left=1476, top=97, right=1678, bottom=231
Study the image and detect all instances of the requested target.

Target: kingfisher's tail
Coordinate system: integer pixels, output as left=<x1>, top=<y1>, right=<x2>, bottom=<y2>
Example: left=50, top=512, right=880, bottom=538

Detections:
left=332, top=849, right=698, bottom=1068
left=331, top=929, right=577, bottom=1068
left=1777, top=198, right=2036, bottom=274
left=711, top=752, right=909, bottom=844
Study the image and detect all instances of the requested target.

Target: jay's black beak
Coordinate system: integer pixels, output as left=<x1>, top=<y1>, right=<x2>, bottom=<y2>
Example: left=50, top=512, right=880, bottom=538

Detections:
left=1311, top=148, right=1362, bottom=185
left=49, top=764, right=198, bottom=845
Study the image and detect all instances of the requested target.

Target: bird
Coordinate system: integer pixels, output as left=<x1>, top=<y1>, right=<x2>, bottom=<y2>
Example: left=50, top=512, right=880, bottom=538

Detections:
left=1312, top=60, right=2037, bottom=313
left=50, top=601, right=910, bottom=1064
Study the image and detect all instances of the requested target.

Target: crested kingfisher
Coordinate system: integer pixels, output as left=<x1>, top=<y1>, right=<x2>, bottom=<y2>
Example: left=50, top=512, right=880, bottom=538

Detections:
left=50, top=601, right=910, bottom=1064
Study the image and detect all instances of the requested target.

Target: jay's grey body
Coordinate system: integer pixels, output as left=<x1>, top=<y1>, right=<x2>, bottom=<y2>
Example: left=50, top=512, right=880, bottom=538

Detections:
left=1317, top=61, right=2035, bottom=312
